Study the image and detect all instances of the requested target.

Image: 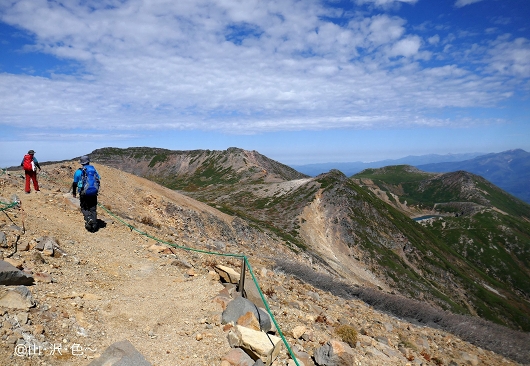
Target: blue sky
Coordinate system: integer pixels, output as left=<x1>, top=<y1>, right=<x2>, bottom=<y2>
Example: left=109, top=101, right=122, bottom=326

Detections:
left=1, top=0, right=529, bottom=167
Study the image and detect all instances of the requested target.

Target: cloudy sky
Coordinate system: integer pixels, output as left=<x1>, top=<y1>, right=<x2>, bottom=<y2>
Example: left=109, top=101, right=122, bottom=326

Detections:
left=1, top=0, right=529, bottom=167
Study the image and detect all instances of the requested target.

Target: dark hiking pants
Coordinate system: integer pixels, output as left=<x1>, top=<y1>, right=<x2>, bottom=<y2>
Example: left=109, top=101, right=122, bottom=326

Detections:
left=80, top=194, right=98, bottom=232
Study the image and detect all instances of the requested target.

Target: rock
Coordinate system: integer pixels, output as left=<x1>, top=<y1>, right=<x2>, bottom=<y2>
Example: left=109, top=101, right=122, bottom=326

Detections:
left=148, top=244, right=166, bottom=253
left=36, top=236, right=58, bottom=256
left=17, top=241, right=30, bottom=252
left=83, top=293, right=103, bottom=301
left=291, top=325, right=307, bottom=339
left=288, top=301, right=302, bottom=310
left=221, top=347, right=255, bottom=366
left=301, top=331, right=315, bottom=342
left=222, top=296, right=273, bottom=332
left=88, top=339, right=152, bottom=366
left=170, top=258, right=193, bottom=269
left=216, top=264, right=241, bottom=284
left=34, top=272, right=53, bottom=283
left=292, top=345, right=315, bottom=366
left=0, top=260, right=34, bottom=285
left=214, top=292, right=232, bottom=310
left=227, top=325, right=282, bottom=366
left=53, top=244, right=67, bottom=258
left=15, top=311, right=29, bottom=325
left=307, top=291, right=320, bottom=302
left=31, top=251, right=46, bottom=264
left=42, top=240, right=54, bottom=257
left=3, top=257, right=23, bottom=269
left=461, top=351, right=479, bottom=366
left=33, top=324, right=45, bottom=335
left=208, top=270, right=221, bottom=281
left=363, top=346, right=389, bottom=360
left=213, top=241, right=227, bottom=251
left=237, top=311, right=261, bottom=331
left=314, top=340, right=356, bottom=366
left=242, top=277, right=267, bottom=309
left=0, top=285, right=36, bottom=309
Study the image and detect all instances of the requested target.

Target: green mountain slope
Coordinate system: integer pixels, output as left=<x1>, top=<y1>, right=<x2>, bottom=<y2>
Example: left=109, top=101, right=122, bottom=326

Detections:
left=417, top=149, right=530, bottom=203
left=353, top=165, right=530, bottom=330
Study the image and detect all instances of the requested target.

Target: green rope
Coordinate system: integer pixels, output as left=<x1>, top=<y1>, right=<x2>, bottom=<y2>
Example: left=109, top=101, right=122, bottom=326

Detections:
left=244, top=257, right=301, bottom=366
left=97, top=202, right=300, bottom=365
left=0, top=201, right=19, bottom=211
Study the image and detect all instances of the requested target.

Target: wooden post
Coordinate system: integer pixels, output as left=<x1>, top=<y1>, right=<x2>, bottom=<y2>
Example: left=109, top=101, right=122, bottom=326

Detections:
left=239, top=257, right=246, bottom=297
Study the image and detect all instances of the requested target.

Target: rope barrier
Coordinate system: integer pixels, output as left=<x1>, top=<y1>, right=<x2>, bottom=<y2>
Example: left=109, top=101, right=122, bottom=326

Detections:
left=97, top=202, right=301, bottom=366
left=0, top=168, right=19, bottom=210
left=0, top=201, right=19, bottom=211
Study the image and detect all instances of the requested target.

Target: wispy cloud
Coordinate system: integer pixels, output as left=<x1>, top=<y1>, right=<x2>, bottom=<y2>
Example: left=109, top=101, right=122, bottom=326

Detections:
left=0, top=0, right=528, bottom=136
left=454, top=0, right=485, bottom=8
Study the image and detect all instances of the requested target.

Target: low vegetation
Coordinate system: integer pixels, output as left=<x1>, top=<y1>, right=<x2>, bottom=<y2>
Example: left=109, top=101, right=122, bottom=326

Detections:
left=335, top=324, right=358, bottom=348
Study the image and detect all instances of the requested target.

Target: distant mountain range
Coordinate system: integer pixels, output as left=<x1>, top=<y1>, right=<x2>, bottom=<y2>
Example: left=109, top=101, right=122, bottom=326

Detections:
left=289, top=152, right=485, bottom=177
left=417, top=149, right=530, bottom=204
left=291, top=149, right=530, bottom=204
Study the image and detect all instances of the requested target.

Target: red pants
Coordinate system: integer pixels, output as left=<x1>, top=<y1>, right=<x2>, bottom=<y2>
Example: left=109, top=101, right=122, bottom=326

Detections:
left=24, top=170, right=39, bottom=192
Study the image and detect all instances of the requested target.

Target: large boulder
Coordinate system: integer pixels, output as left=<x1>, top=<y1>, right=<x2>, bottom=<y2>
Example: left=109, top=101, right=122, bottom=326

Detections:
left=314, top=340, right=356, bottom=366
left=0, top=260, right=34, bottom=286
left=227, top=325, right=282, bottom=366
left=222, top=296, right=272, bottom=332
left=215, top=265, right=241, bottom=284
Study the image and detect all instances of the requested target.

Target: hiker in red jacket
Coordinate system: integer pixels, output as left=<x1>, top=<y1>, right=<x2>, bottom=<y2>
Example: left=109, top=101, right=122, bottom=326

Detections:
left=21, top=150, right=41, bottom=193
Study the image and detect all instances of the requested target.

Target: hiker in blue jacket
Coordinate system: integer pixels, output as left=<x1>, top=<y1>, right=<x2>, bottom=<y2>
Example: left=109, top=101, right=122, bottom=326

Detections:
left=73, top=155, right=101, bottom=232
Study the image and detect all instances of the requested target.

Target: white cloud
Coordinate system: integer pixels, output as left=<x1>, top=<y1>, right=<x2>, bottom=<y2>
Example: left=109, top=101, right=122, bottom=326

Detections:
left=428, top=34, right=440, bottom=45
left=356, top=0, right=419, bottom=7
left=0, top=0, right=526, bottom=137
left=363, top=15, right=406, bottom=46
left=487, top=37, right=530, bottom=78
left=454, top=0, right=484, bottom=8
left=388, top=35, right=422, bottom=58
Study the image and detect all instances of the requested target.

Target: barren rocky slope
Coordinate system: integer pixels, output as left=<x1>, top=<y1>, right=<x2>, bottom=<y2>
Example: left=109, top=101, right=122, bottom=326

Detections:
left=1, top=163, right=528, bottom=366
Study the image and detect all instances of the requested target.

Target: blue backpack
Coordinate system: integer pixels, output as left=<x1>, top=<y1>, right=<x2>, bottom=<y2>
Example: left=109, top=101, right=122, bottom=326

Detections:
left=80, top=165, right=100, bottom=196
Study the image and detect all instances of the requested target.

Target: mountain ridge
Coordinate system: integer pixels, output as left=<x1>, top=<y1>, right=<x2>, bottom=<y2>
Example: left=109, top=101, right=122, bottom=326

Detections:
left=1, top=154, right=530, bottom=365
left=72, top=147, right=530, bottom=334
